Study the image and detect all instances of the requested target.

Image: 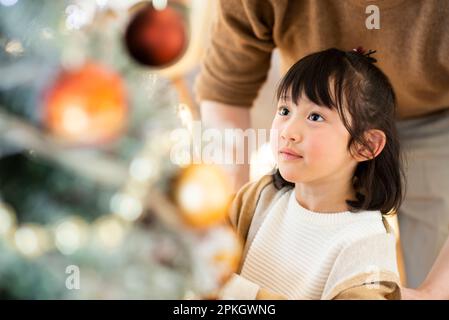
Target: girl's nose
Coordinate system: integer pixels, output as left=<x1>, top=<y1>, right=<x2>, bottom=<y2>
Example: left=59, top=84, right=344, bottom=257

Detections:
left=280, top=122, right=302, bottom=142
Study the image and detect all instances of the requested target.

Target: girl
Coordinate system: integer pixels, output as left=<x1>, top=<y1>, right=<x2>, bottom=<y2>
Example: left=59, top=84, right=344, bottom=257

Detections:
left=219, top=48, right=405, bottom=300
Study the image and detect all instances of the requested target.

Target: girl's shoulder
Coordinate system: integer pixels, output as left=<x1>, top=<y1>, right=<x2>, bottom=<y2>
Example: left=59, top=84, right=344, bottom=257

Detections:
left=322, top=228, right=400, bottom=299
left=343, top=210, right=399, bottom=248
left=228, top=173, right=287, bottom=243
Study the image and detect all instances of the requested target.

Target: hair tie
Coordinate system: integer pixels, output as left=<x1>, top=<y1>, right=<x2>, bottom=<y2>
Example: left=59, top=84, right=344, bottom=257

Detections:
left=352, top=46, right=377, bottom=63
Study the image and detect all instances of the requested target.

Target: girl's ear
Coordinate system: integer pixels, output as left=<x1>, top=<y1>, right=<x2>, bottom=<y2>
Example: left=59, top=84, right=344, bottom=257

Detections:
left=353, top=129, right=386, bottom=162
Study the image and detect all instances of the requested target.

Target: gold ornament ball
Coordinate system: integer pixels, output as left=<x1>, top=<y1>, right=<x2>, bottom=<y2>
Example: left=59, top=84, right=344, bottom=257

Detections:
left=175, top=164, right=233, bottom=228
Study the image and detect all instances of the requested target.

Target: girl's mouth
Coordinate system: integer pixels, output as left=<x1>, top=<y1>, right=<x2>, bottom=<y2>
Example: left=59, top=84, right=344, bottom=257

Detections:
left=279, top=151, right=303, bottom=161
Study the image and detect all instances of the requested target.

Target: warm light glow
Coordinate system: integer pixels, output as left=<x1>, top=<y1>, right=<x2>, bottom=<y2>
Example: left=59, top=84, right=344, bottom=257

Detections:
left=0, top=203, right=16, bottom=236
left=179, top=183, right=204, bottom=213
left=62, top=104, right=89, bottom=135
left=152, top=0, right=168, bottom=11
left=129, top=157, right=158, bottom=182
left=94, top=216, right=125, bottom=249
left=177, top=103, right=193, bottom=133
left=54, top=217, right=88, bottom=255
left=176, top=165, right=232, bottom=228
left=250, top=142, right=276, bottom=181
left=110, top=193, right=143, bottom=222
left=14, top=225, right=49, bottom=258
left=5, top=40, right=24, bottom=55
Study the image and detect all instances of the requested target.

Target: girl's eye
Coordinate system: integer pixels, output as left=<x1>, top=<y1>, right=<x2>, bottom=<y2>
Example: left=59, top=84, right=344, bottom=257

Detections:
left=308, top=113, right=324, bottom=122
left=278, top=107, right=290, bottom=116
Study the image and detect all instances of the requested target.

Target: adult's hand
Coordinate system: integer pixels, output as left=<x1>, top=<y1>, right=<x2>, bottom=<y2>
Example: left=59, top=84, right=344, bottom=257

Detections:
left=401, top=236, right=449, bottom=300
left=400, top=287, right=434, bottom=300
left=200, top=100, right=252, bottom=193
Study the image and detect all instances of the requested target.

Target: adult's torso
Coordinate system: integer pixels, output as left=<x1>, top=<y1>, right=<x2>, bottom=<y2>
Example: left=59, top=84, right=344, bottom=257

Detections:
left=271, top=0, right=449, bottom=119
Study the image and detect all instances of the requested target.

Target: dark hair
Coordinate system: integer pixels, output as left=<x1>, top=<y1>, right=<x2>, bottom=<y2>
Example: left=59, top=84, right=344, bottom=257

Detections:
left=273, top=48, right=405, bottom=214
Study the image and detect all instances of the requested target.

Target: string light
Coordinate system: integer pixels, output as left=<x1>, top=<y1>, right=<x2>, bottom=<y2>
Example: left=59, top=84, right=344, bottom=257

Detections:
left=93, top=215, right=126, bottom=249
left=129, top=157, right=159, bottom=183
left=0, top=131, right=166, bottom=257
left=110, top=193, right=143, bottom=222
left=0, top=0, right=242, bottom=299
left=0, top=202, right=16, bottom=236
left=14, top=224, right=50, bottom=258
left=54, top=217, right=89, bottom=255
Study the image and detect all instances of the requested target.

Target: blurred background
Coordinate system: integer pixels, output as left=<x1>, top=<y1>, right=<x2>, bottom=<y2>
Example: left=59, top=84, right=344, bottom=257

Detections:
left=0, top=0, right=284, bottom=299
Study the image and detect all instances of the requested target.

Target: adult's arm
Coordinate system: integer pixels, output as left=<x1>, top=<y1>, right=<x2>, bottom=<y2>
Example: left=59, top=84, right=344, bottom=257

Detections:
left=401, top=236, right=449, bottom=299
left=194, top=0, right=275, bottom=191
left=200, top=100, right=251, bottom=192
left=194, top=0, right=275, bottom=108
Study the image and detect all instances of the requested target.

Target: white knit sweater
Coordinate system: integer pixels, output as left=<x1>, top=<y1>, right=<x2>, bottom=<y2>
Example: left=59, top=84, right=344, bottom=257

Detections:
left=220, top=189, right=399, bottom=300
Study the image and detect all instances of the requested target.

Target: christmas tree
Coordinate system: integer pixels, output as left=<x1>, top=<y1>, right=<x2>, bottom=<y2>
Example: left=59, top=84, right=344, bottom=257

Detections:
left=0, top=0, right=240, bottom=299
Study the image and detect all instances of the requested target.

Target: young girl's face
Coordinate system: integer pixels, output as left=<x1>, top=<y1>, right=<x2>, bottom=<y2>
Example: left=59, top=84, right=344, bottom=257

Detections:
left=271, top=92, right=358, bottom=185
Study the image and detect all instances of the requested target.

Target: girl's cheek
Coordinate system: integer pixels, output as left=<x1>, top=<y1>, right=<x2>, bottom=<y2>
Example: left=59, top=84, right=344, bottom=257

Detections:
left=308, top=131, right=347, bottom=162
left=304, top=135, right=328, bottom=160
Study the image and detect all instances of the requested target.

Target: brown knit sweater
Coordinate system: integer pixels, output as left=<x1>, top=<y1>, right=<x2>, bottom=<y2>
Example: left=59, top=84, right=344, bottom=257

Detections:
left=195, top=0, right=449, bottom=119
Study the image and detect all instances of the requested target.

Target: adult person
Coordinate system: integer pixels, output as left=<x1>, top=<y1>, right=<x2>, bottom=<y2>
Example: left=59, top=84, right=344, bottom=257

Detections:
left=194, top=0, right=449, bottom=298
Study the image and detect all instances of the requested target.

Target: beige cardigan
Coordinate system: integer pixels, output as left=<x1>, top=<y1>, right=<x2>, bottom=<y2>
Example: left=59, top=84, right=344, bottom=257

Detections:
left=225, top=174, right=401, bottom=300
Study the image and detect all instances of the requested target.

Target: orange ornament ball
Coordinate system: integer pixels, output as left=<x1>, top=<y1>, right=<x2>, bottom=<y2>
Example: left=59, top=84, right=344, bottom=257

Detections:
left=43, top=62, right=128, bottom=145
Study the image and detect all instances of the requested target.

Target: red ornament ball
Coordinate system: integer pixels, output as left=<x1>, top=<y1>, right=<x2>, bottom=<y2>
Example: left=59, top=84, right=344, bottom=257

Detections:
left=125, top=3, right=188, bottom=67
left=43, top=62, right=128, bottom=145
